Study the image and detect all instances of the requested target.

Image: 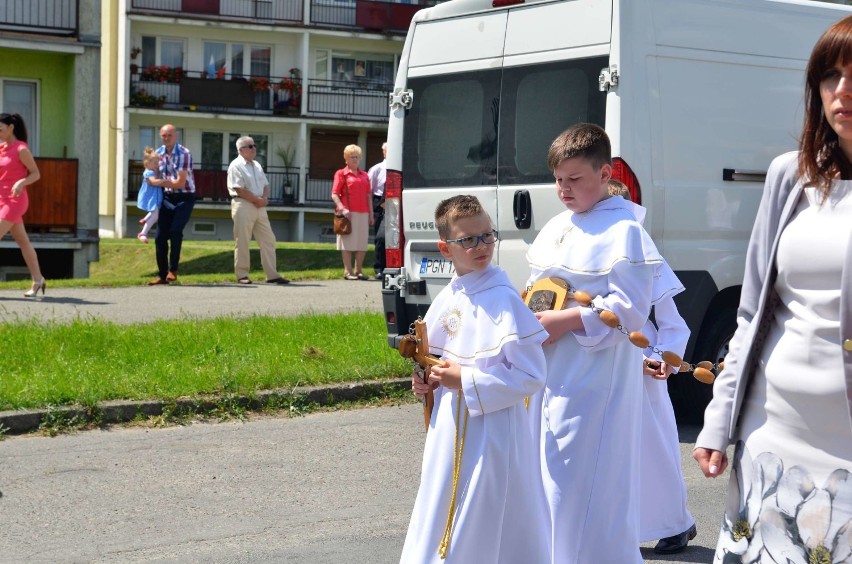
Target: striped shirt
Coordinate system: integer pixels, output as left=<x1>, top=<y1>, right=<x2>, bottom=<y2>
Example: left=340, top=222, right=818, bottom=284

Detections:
left=156, top=143, right=195, bottom=193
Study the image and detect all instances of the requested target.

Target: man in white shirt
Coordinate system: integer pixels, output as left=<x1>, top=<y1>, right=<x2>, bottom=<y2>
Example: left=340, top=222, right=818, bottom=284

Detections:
left=367, top=142, right=387, bottom=279
left=226, top=136, right=289, bottom=285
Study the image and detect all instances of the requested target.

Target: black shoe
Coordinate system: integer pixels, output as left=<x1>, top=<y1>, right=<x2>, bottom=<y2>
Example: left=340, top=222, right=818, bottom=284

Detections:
left=265, top=277, right=290, bottom=285
left=654, top=524, right=697, bottom=555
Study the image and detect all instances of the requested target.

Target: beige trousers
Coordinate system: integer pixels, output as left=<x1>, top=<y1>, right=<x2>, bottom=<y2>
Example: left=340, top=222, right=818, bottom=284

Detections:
left=232, top=199, right=279, bottom=280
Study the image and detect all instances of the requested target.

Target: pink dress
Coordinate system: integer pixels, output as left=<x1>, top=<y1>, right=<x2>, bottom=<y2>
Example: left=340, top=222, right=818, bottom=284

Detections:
left=0, top=140, right=31, bottom=223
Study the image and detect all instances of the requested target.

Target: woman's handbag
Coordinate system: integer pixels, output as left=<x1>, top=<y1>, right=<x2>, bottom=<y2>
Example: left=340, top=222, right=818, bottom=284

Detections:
left=333, top=176, right=353, bottom=235
left=333, top=211, right=352, bottom=235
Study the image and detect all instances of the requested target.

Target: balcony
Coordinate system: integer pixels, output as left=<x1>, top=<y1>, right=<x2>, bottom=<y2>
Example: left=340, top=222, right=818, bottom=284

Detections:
left=129, top=0, right=431, bottom=34
left=0, top=0, right=78, bottom=37
left=307, top=78, right=388, bottom=120
left=127, top=162, right=320, bottom=207
left=129, top=0, right=302, bottom=24
left=310, top=0, right=424, bottom=34
left=128, top=69, right=390, bottom=121
left=25, top=158, right=78, bottom=232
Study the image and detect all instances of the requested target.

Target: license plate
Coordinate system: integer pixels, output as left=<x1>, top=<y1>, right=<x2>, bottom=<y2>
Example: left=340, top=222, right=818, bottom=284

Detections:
left=418, top=256, right=455, bottom=278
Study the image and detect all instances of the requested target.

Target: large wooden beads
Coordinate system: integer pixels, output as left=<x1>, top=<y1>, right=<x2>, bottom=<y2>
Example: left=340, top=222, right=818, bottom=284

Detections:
left=661, top=351, right=683, bottom=367
left=628, top=331, right=650, bottom=349
left=692, top=361, right=715, bottom=383
left=693, top=367, right=716, bottom=384
left=572, top=290, right=593, bottom=307
left=599, top=310, right=620, bottom=328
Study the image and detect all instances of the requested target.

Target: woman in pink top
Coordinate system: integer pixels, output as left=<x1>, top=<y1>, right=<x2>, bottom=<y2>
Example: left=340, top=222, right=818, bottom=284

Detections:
left=331, top=144, right=374, bottom=280
left=0, top=113, right=45, bottom=297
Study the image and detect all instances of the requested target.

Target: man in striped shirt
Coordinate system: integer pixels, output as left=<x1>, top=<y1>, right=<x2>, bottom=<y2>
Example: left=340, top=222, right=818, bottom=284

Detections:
left=148, top=123, right=196, bottom=286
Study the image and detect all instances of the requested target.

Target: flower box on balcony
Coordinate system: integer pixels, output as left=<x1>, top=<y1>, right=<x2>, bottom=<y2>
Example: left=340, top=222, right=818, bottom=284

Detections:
left=179, top=77, right=255, bottom=109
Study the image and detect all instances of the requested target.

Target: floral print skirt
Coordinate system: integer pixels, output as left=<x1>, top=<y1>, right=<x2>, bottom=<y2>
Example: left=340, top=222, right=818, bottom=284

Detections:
left=715, top=443, right=852, bottom=563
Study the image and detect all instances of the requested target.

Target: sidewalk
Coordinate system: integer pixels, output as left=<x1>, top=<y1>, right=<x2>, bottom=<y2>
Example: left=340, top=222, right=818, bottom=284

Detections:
left=0, top=279, right=383, bottom=325
left=0, top=279, right=393, bottom=435
left=0, top=281, right=727, bottom=563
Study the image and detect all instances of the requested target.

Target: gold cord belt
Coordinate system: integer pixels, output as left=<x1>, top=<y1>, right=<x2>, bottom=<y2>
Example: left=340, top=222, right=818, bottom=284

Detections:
left=438, top=391, right=469, bottom=559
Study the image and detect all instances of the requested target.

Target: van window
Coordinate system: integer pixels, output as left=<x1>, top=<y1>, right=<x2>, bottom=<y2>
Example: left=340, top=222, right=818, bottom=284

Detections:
left=403, top=58, right=606, bottom=188
left=404, top=70, right=501, bottom=188
left=499, top=58, right=607, bottom=184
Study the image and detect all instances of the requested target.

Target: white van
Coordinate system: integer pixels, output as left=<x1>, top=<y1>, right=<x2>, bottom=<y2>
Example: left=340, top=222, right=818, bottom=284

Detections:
left=380, top=0, right=852, bottom=419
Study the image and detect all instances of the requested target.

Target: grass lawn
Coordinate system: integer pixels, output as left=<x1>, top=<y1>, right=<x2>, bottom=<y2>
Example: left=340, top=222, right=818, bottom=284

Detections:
left=0, top=239, right=411, bottom=421
left=0, top=238, right=366, bottom=289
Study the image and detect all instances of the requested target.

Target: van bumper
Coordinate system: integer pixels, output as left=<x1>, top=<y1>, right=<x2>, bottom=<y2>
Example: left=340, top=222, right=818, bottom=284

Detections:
left=381, top=268, right=430, bottom=348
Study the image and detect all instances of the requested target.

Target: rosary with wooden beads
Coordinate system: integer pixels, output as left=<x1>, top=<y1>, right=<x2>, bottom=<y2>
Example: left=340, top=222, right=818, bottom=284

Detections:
left=522, top=277, right=720, bottom=384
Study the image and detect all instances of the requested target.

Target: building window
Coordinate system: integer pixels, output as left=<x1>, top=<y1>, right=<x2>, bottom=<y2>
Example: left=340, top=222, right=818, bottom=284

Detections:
left=139, top=126, right=156, bottom=157
left=228, top=133, right=268, bottom=164
left=203, top=42, right=272, bottom=79
left=140, top=36, right=185, bottom=69
left=329, top=54, right=393, bottom=89
left=1, top=80, right=38, bottom=154
left=192, top=222, right=216, bottom=235
left=201, top=132, right=224, bottom=169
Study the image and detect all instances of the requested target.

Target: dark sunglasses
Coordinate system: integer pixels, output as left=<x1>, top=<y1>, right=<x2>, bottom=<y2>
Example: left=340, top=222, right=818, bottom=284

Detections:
left=241, top=144, right=256, bottom=149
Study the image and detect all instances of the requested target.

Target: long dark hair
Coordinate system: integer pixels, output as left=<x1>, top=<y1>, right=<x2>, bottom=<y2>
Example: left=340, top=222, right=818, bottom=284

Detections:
left=0, top=113, right=28, bottom=144
left=800, top=15, right=852, bottom=199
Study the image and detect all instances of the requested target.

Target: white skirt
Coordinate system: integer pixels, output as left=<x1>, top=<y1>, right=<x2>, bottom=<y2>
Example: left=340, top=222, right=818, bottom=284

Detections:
left=336, top=211, right=369, bottom=251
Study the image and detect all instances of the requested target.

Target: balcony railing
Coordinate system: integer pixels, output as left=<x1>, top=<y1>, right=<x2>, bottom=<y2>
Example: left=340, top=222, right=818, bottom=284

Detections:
left=307, top=78, right=389, bottom=120
left=128, top=162, right=317, bottom=206
left=128, top=70, right=391, bottom=121
left=129, top=0, right=431, bottom=34
left=310, top=0, right=423, bottom=34
left=129, top=0, right=302, bottom=24
left=0, top=0, right=78, bottom=37
left=129, top=69, right=303, bottom=116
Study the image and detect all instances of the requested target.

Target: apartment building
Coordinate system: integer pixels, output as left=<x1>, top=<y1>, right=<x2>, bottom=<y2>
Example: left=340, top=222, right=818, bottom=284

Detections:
left=0, top=0, right=101, bottom=279
left=101, top=0, right=430, bottom=243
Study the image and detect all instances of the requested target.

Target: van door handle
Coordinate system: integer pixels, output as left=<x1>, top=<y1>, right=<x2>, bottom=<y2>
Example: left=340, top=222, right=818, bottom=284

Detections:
left=513, top=189, right=531, bottom=229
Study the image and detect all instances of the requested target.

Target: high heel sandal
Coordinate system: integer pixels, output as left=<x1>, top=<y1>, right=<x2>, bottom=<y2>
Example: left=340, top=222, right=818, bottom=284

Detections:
left=24, top=278, right=46, bottom=298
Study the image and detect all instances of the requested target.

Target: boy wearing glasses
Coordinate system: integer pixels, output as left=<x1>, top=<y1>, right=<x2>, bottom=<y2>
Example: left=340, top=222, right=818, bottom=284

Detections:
left=526, top=123, right=662, bottom=563
left=401, top=195, right=550, bottom=563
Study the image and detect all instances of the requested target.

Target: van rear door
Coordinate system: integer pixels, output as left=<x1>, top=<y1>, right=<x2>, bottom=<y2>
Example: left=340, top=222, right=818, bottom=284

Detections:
left=400, top=10, right=508, bottom=305
left=495, top=0, right=612, bottom=290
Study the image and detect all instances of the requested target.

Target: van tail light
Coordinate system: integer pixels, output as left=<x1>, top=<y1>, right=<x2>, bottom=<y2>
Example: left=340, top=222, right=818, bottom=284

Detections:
left=611, top=157, right=641, bottom=205
left=493, top=0, right=524, bottom=6
left=385, top=170, right=405, bottom=268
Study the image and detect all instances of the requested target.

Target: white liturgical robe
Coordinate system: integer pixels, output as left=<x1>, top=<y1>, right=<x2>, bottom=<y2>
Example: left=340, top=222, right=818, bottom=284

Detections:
left=400, top=265, right=550, bottom=564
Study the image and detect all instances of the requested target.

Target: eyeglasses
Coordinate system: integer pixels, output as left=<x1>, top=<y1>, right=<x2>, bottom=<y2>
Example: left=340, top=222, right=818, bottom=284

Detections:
left=444, top=230, right=499, bottom=249
left=241, top=144, right=256, bottom=149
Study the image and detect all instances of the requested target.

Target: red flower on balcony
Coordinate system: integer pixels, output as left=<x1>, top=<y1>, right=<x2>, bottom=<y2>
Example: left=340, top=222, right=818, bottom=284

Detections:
left=274, top=78, right=302, bottom=100
left=140, top=65, right=184, bottom=83
left=248, top=77, right=270, bottom=93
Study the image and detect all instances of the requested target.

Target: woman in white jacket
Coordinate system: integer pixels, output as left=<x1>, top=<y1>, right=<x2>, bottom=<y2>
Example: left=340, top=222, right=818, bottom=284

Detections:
left=693, top=15, right=852, bottom=563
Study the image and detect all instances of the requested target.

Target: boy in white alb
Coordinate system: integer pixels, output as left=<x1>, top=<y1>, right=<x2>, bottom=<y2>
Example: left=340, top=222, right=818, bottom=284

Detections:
left=401, top=195, right=550, bottom=564
left=608, top=180, right=698, bottom=555
left=526, top=124, right=662, bottom=563
left=638, top=289, right=698, bottom=553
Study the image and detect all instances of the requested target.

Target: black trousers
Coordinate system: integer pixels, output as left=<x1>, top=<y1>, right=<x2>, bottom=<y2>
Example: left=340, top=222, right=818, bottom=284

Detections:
left=372, top=195, right=385, bottom=274
left=155, top=192, right=196, bottom=279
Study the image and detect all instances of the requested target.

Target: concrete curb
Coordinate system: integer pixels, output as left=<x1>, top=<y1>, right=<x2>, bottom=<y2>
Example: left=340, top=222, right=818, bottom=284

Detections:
left=0, top=377, right=411, bottom=436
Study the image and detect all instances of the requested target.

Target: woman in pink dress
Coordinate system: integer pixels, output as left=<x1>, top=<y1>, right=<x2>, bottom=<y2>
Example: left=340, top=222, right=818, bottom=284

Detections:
left=0, top=113, right=45, bottom=297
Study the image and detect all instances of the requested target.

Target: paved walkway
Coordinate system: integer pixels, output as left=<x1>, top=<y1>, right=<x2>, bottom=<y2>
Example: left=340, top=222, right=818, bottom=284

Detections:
left=0, top=279, right=384, bottom=325
left=0, top=280, right=728, bottom=563
left=0, top=404, right=726, bottom=563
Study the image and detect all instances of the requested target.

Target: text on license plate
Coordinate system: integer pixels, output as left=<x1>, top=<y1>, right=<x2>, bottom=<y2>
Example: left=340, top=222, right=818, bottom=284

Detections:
left=419, top=257, right=455, bottom=278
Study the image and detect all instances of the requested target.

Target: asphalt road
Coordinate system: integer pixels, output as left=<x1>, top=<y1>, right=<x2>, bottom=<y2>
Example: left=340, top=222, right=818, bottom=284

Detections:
left=0, top=280, right=728, bottom=563
left=0, top=279, right=384, bottom=325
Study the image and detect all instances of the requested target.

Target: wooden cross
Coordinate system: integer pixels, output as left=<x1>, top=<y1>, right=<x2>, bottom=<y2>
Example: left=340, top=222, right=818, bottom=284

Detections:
left=398, top=319, right=443, bottom=432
